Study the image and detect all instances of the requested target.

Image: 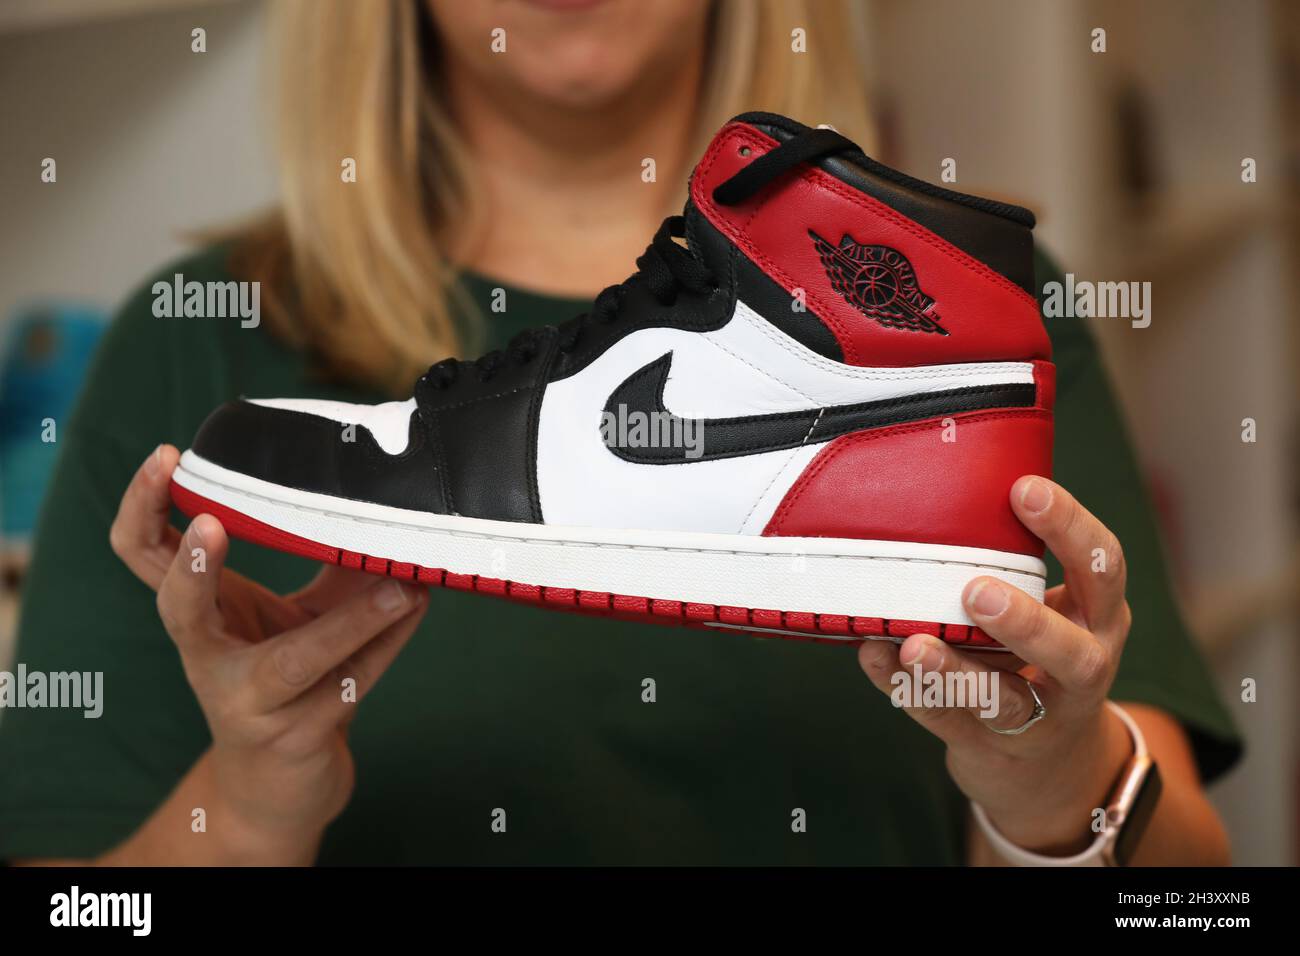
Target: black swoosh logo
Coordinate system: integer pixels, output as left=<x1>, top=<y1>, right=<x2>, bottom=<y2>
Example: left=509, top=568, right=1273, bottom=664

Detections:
left=602, top=352, right=1034, bottom=464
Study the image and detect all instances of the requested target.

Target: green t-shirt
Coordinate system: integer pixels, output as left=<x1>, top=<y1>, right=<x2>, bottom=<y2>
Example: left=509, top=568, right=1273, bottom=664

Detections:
left=0, top=244, right=1241, bottom=864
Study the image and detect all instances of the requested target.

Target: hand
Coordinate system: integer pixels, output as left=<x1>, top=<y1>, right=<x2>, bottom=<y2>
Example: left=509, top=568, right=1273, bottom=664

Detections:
left=110, top=445, right=428, bottom=862
left=858, top=475, right=1134, bottom=854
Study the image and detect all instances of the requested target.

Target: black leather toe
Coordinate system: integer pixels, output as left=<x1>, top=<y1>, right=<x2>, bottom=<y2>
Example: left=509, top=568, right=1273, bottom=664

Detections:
left=190, top=400, right=449, bottom=514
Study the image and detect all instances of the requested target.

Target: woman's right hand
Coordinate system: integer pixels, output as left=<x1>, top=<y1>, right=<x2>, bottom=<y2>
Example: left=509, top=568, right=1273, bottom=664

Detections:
left=109, top=445, right=428, bottom=863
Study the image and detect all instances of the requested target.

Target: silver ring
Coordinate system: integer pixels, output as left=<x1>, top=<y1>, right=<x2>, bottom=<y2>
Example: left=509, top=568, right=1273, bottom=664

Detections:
left=987, top=678, right=1047, bottom=736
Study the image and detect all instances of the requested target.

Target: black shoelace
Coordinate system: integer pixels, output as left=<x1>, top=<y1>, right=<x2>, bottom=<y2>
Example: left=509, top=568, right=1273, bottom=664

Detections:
left=421, top=126, right=855, bottom=390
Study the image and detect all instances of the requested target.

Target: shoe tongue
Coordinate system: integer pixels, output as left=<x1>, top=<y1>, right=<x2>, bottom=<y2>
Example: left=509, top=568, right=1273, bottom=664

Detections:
left=682, top=199, right=731, bottom=280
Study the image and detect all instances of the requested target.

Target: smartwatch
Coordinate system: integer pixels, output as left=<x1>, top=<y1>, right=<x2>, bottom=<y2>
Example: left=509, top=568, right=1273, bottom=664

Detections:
left=972, top=701, right=1162, bottom=866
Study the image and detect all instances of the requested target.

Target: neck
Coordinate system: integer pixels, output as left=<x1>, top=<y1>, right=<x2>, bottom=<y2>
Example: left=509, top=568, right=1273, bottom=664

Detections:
left=444, top=46, right=705, bottom=298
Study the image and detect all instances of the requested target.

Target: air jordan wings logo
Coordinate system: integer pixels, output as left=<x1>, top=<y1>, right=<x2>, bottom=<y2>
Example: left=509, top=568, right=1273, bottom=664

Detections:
left=809, top=231, right=949, bottom=336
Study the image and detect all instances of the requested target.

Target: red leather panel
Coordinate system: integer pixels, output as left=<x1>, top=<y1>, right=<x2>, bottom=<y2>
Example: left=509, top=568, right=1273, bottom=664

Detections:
left=1032, top=359, right=1056, bottom=410
left=692, top=122, right=1051, bottom=368
left=762, top=409, right=1053, bottom=557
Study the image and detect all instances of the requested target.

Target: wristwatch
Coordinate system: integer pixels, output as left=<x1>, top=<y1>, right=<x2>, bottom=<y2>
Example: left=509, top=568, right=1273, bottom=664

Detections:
left=972, top=701, right=1162, bottom=866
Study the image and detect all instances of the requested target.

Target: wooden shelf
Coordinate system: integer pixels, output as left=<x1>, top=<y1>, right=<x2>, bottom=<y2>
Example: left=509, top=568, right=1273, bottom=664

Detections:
left=1101, top=190, right=1286, bottom=278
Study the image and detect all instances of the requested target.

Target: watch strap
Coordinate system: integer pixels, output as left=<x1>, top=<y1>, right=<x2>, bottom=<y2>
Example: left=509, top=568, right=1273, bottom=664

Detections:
left=971, top=700, right=1148, bottom=867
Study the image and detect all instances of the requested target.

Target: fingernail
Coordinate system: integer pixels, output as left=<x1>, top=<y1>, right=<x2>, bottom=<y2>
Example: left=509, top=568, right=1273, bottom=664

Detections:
left=188, top=519, right=205, bottom=548
left=374, top=580, right=408, bottom=612
left=145, top=445, right=162, bottom=478
left=857, top=639, right=893, bottom=671
left=902, top=636, right=943, bottom=671
left=1019, top=476, right=1052, bottom=514
left=968, top=579, right=1009, bottom=618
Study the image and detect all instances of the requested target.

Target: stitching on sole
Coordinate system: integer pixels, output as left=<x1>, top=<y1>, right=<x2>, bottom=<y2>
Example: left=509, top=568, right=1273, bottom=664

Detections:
left=172, top=478, right=1006, bottom=649
left=174, top=465, right=1043, bottom=579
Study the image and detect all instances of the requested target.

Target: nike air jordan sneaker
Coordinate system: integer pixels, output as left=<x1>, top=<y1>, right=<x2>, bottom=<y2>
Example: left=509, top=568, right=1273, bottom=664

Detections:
left=171, top=112, right=1054, bottom=647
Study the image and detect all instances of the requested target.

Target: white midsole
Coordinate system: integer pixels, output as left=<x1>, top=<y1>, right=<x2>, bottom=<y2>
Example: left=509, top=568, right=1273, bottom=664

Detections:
left=173, top=451, right=1045, bottom=626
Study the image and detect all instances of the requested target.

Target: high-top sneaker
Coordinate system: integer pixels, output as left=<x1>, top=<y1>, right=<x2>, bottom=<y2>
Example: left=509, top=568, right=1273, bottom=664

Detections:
left=171, top=112, right=1053, bottom=647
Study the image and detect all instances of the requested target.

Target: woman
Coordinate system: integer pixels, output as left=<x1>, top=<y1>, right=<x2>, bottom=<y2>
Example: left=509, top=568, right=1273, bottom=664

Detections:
left=0, top=0, right=1238, bottom=865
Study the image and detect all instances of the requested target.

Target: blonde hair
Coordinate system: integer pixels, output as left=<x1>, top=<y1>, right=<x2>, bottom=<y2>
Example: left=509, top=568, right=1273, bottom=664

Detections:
left=236, top=0, right=876, bottom=393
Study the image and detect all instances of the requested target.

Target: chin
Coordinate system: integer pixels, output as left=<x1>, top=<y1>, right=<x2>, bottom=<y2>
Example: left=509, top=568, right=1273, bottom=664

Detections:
left=510, top=53, right=644, bottom=110
left=429, top=0, right=707, bottom=113
left=521, top=75, right=635, bottom=110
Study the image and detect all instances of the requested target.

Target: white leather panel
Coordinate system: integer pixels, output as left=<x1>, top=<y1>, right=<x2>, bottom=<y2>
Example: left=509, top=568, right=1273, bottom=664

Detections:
left=249, top=397, right=417, bottom=456
left=677, top=300, right=1035, bottom=416
left=536, top=299, right=1033, bottom=534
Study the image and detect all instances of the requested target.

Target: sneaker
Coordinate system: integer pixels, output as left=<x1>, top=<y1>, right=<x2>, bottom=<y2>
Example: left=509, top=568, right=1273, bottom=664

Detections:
left=171, top=112, right=1053, bottom=647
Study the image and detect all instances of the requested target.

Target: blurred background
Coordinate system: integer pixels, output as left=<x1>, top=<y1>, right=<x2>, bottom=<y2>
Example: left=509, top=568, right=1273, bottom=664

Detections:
left=0, top=0, right=1295, bottom=864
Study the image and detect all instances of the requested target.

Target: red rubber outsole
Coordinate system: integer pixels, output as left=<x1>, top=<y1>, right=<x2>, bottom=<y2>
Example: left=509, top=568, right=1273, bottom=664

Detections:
left=170, top=479, right=999, bottom=648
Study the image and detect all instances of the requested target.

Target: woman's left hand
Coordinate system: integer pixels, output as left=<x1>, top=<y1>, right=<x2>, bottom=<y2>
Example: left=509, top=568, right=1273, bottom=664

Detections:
left=858, top=475, right=1135, bottom=855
